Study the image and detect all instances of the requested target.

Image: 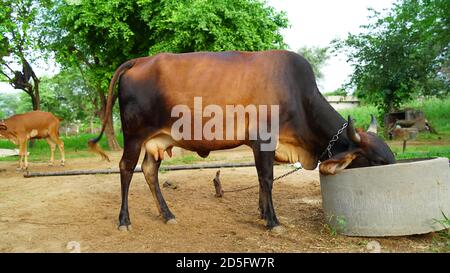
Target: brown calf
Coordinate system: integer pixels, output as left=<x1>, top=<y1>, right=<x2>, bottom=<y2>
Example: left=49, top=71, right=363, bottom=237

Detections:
left=0, top=111, right=65, bottom=170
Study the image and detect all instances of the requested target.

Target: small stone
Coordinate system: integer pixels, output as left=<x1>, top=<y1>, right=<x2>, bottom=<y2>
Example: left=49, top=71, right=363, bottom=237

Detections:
left=163, top=180, right=178, bottom=189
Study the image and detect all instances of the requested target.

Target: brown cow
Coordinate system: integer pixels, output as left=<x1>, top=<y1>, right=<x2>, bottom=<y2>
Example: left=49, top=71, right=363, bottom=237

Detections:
left=0, top=111, right=65, bottom=170
left=89, top=50, right=395, bottom=231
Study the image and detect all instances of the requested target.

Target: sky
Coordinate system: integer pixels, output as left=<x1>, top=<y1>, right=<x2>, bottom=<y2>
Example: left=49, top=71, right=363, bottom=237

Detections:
left=267, top=0, right=395, bottom=92
left=0, top=0, right=395, bottom=95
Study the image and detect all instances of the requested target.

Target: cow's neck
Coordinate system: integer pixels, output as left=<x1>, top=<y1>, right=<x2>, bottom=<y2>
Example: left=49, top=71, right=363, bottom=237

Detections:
left=308, top=92, right=352, bottom=161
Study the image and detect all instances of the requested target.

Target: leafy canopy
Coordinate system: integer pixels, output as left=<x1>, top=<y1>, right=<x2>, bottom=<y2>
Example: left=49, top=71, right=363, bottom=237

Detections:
left=45, top=0, right=289, bottom=91
left=297, top=46, right=329, bottom=81
left=335, top=0, right=450, bottom=114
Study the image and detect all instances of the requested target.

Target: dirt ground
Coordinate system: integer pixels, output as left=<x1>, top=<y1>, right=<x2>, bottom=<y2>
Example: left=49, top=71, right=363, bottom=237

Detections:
left=0, top=146, right=439, bottom=253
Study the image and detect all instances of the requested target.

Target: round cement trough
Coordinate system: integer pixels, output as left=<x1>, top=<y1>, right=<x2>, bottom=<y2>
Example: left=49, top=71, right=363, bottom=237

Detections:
left=319, top=157, right=450, bottom=237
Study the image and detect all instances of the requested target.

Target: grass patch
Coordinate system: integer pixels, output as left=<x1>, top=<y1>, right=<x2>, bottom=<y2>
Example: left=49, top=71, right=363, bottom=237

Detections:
left=339, top=97, right=450, bottom=159
left=338, top=104, right=379, bottom=129
left=389, top=143, right=450, bottom=160
left=0, top=133, right=124, bottom=162
left=1, top=98, right=448, bottom=162
left=338, top=97, right=450, bottom=134
left=430, top=213, right=450, bottom=253
left=163, top=154, right=199, bottom=165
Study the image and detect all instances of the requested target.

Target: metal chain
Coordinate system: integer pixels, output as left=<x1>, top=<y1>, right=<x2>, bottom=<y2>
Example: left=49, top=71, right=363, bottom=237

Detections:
left=222, top=122, right=350, bottom=193
left=273, top=166, right=302, bottom=181
left=319, top=122, right=348, bottom=161
left=223, top=165, right=303, bottom=193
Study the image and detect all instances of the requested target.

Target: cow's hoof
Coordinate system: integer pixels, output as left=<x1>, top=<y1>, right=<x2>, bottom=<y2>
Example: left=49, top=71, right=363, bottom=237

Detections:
left=48, top=163, right=54, bottom=167
left=118, top=225, right=132, bottom=231
left=60, top=162, right=65, bottom=167
left=166, top=218, right=177, bottom=225
left=270, top=225, right=285, bottom=235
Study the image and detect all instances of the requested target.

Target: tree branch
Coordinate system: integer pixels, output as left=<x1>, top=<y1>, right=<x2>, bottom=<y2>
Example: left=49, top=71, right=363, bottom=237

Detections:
left=0, top=70, right=12, bottom=82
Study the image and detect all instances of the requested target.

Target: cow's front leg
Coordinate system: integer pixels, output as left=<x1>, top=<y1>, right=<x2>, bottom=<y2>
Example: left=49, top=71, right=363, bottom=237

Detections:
left=259, top=185, right=266, bottom=219
left=17, top=140, right=27, bottom=171
left=251, top=141, right=280, bottom=229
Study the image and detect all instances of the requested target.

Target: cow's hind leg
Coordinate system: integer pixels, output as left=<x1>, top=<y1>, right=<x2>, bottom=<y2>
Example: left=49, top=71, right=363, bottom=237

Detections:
left=45, top=138, right=56, bottom=166
left=142, top=152, right=176, bottom=224
left=251, top=141, right=280, bottom=230
left=118, top=141, right=141, bottom=231
left=49, top=134, right=65, bottom=166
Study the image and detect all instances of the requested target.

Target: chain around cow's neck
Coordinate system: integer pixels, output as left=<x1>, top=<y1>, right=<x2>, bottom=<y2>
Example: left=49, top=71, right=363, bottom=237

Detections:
left=319, top=122, right=348, bottom=161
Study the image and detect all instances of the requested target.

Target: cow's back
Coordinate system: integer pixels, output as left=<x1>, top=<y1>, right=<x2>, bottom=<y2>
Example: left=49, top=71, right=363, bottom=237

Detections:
left=6, top=111, right=60, bottom=132
left=127, top=50, right=301, bottom=108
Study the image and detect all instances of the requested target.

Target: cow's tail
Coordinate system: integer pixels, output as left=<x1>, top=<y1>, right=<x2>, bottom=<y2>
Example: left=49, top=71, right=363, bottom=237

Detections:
left=88, top=60, right=136, bottom=162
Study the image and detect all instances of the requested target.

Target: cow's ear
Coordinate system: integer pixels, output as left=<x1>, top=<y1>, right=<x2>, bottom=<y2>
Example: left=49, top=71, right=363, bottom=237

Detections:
left=319, top=149, right=361, bottom=175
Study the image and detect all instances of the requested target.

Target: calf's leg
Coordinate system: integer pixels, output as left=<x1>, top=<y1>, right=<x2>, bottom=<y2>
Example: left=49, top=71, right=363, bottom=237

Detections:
left=49, top=134, right=65, bottom=166
left=17, top=139, right=29, bottom=170
left=45, top=138, right=56, bottom=166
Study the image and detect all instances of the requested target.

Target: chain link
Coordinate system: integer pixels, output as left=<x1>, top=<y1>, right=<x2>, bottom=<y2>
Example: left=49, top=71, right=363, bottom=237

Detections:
left=273, top=166, right=302, bottom=181
left=223, top=122, right=349, bottom=193
left=319, top=122, right=348, bottom=161
left=223, top=164, right=302, bottom=193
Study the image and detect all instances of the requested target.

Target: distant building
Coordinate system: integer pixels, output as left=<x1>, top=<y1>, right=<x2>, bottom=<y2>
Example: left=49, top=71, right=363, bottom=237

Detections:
left=326, top=96, right=360, bottom=110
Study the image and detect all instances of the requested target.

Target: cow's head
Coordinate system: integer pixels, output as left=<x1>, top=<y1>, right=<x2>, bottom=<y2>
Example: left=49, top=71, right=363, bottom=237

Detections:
left=0, top=121, right=9, bottom=139
left=0, top=121, right=6, bottom=131
left=319, top=115, right=395, bottom=175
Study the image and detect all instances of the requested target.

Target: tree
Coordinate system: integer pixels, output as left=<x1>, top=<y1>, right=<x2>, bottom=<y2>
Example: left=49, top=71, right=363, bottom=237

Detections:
left=323, top=88, right=348, bottom=97
left=297, top=46, right=329, bottom=82
left=335, top=0, right=450, bottom=114
left=0, top=92, right=21, bottom=119
left=44, top=0, right=288, bottom=150
left=0, top=0, right=47, bottom=111
left=38, top=68, right=96, bottom=123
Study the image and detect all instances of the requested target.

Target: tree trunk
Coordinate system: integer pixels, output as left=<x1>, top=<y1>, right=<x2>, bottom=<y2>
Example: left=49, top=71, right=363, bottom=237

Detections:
left=105, top=110, right=121, bottom=151
left=97, top=86, right=121, bottom=151
left=27, top=69, right=40, bottom=148
left=30, top=90, right=40, bottom=111
left=32, top=79, right=40, bottom=111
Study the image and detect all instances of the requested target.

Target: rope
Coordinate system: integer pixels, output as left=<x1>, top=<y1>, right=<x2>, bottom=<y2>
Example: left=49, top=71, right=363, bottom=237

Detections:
left=223, top=165, right=303, bottom=193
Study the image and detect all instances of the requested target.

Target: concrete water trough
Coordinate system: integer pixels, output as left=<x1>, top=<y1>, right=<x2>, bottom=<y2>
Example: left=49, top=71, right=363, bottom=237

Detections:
left=319, top=157, right=450, bottom=237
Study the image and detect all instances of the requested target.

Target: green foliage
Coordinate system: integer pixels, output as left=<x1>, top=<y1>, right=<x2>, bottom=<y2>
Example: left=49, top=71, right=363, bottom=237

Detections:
left=323, top=88, right=348, bottom=97
left=0, top=0, right=41, bottom=62
left=38, top=68, right=96, bottom=122
left=338, top=97, right=450, bottom=134
left=44, top=0, right=288, bottom=92
left=335, top=0, right=450, bottom=114
left=338, top=97, right=450, bottom=159
left=0, top=93, right=21, bottom=119
left=297, top=46, right=329, bottom=81
left=144, top=0, right=288, bottom=54
left=323, top=215, right=347, bottom=236
left=338, top=104, right=379, bottom=129
left=431, top=213, right=450, bottom=252
left=392, top=146, right=450, bottom=160
left=405, top=97, right=450, bottom=133
left=0, top=0, right=48, bottom=109
left=0, top=133, right=124, bottom=162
